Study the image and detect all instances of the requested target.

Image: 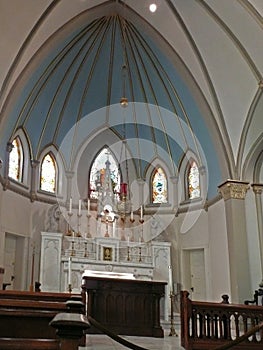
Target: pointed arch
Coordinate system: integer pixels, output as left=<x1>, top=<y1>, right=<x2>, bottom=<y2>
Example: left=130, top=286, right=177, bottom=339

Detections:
left=151, top=166, right=168, bottom=204
left=178, top=150, right=202, bottom=202
left=40, top=152, right=57, bottom=193
left=89, top=146, right=121, bottom=199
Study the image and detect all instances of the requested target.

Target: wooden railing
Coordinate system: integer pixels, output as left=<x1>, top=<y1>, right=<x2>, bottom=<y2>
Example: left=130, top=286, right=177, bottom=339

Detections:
left=181, top=290, right=263, bottom=349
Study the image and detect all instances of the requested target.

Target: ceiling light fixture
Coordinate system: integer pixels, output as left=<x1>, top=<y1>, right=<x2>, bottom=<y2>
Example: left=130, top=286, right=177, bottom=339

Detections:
left=149, top=3, right=157, bottom=13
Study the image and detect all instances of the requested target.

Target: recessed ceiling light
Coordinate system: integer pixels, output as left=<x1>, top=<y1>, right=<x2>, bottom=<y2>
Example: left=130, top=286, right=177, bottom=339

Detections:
left=149, top=3, right=157, bottom=13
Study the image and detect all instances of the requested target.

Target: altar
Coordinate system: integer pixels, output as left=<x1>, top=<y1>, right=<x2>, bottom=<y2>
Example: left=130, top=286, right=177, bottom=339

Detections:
left=82, top=275, right=166, bottom=337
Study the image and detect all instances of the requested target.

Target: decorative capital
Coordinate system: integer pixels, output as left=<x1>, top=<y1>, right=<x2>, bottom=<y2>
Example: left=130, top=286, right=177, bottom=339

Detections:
left=251, top=183, right=263, bottom=195
left=65, top=171, right=75, bottom=179
left=218, top=180, right=249, bottom=200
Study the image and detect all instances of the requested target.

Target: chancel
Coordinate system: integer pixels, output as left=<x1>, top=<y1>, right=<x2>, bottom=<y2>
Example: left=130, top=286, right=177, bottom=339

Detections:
left=0, top=0, right=262, bottom=349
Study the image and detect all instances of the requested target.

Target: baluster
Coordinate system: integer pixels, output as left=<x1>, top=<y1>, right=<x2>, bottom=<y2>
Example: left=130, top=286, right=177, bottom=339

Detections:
left=234, top=314, right=239, bottom=339
left=218, top=313, right=223, bottom=339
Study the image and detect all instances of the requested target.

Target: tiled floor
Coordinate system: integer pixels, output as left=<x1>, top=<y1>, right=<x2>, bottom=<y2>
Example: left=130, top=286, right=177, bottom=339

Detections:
left=80, top=328, right=184, bottom=350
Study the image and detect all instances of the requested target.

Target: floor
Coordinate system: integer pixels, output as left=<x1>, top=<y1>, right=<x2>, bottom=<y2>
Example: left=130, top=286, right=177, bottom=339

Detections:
left=80, top=327, right=184, bottom=350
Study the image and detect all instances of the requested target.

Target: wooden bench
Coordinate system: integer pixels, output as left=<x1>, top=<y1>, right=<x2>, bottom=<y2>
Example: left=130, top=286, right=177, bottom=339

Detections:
left=0, top=290, right=82, bottom=302
left=0, top=291, right=84, bottom=341
left=180, top=290, right=263, bottom=349
left=0, top=312, right=90, bottom=350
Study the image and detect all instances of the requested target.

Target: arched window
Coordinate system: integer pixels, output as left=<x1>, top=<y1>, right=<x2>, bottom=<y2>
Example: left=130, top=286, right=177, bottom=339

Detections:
left=40, top=153, right=56, bottom=193
left=152, top=167, right=168, bottom=203
left=9, top=137, right=23, bottom=182
left=187, top=160, right=200, bottom=199
left=89, top=147, right=120, bottom=199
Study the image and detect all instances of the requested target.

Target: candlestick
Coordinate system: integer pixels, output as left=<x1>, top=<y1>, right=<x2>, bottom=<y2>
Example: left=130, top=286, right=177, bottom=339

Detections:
left=168, top=265, right=173, bottom=293
left=169, top=291, right=178, bottom=337
left=127, top=245, right=130, bottom=261
left=67, top=211, right=73, bottom=236
left=68, top=256, right=72, bottom=287
left=77, top=212, right=82, bottom=237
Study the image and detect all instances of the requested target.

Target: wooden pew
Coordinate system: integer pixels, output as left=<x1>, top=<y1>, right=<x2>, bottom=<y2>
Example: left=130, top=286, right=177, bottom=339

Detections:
left=0, top=290, right=82, bottom=302
left=180, top=290, right=263, bottom=350
left=0, top=312, right=90, bottom=350
left=0, top=290, right=84, bottom=340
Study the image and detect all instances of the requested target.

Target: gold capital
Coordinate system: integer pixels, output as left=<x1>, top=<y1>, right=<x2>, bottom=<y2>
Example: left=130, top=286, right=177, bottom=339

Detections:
left=218, top=180, right=249, bottom=200
left=251, top=183, right=263, bottom=195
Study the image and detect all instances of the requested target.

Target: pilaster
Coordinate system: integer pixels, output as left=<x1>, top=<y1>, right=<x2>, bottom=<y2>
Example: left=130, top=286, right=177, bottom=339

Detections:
left=2, top=142, right=13, bottom=190
left=170, top=176, right=179, bottom=214
left=30, top=160, right=40, bottom=202
left=218, top=180, right=250, bottom=303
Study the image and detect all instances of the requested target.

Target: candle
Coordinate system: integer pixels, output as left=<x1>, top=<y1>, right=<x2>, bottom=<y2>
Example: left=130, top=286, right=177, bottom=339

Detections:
left=120, top=182, right=128, bottom=196
left=87, top=199, right=90, bottom=215
left=68, top=257, right=72, bottom=286
left=140, top=205, right=143, bottom=220
left=78, top=199, right=81, bottom=216
left=130, top=209, right=134, bottom=221
left=69, top=197, right=72, bottom=214
left=168, top=265, right=173, bottom=293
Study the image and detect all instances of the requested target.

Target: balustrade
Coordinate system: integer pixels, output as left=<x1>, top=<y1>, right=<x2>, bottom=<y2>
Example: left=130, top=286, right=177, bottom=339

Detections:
left=181, top=290, right=263, bottom=349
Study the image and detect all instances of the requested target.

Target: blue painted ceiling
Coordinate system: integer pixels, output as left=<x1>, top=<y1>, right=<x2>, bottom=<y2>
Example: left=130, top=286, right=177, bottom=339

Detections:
left=3, top=13, right=221, bottom=198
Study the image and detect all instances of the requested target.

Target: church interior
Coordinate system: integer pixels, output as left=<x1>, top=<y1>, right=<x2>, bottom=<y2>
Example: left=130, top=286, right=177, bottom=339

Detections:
left=0, top=0, right=262, bottom=348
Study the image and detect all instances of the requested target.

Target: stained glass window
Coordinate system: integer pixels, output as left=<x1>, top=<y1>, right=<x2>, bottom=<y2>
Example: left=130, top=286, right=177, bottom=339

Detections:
left=188, top=161, right=200, bottom=199
left=152, top=167, right=168, bottom=203
left=89, top=147, right=120, bottom=199
left=40, top=153, right=56, bottom=193
left=9, top=137, right=23, bottom=182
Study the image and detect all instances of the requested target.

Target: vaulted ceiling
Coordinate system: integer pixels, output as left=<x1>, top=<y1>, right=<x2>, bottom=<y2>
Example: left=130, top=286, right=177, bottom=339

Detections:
left=0, top=0, right=262, bottom=199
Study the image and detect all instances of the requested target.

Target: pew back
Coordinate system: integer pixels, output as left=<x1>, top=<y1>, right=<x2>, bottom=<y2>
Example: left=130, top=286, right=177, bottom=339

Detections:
left=0, top=291, right=83, bottom=339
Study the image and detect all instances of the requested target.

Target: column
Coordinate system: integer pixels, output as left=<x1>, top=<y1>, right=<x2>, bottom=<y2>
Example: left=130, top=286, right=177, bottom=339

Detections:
left=199, top=165, right=208, bottom=207
left=65, top=171, right=74, bottom=202
left=218, top=180, right=250, bottom=303
left=251, top=184, right=263, bottom=286
left=30, top=160, right=40, bottom=202
left=137, top=178, right=146, bottom=207
left=2, top=142, right=13, bottom=190
left=170, top=176, right=179, bottom=215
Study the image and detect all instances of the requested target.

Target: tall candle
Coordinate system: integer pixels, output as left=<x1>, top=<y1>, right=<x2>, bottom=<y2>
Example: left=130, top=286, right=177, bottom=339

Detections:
left=69, top=197, right=72, bottom=214
left=130, top=209, right=134, bottom=221
left=78, top=199, right=81, bottom=215
left=140, top=205, right=143, bottom=220
left=68, top=257, right=72, bottom=286
left=87, top=199, right=90, bottom=215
